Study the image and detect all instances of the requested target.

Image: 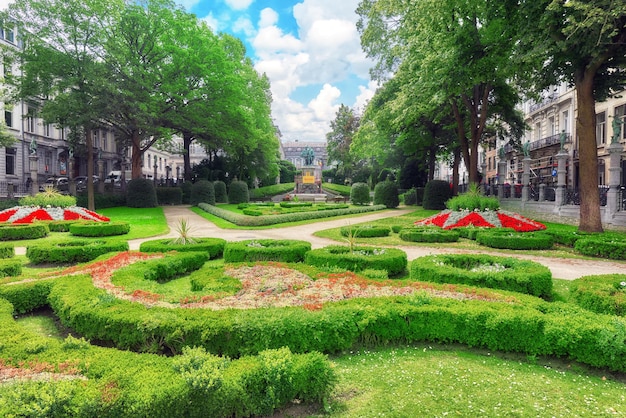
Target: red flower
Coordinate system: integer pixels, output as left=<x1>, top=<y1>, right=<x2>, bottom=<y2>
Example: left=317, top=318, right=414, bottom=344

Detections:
left=0, top=208, right=18, bottom=222
left=445, top=211, right=495, bottom=229
left=64, top=211, right=81, bottom=220
left=497, top=212, right=545, bottom=232
left=416, top=211, right=450, bottom=227
left=14, top=209, right=53, bottom=223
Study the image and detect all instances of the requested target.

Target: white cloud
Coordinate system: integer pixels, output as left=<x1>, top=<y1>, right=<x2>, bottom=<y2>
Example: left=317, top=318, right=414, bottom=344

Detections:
left=232, top=16, right=255, bottom=37
left=224, top=0, right=253, bottom=11
left=258, top=8, right=278, bottom=28
left=0, top=0, right=12, bottom=10
left=353, top=80, right=378, bottom=113
left=308, top=84, right=341, bottom=121
left=175, top=0, right=201, bottom=9
left=200, top=13, right=220, bottom=33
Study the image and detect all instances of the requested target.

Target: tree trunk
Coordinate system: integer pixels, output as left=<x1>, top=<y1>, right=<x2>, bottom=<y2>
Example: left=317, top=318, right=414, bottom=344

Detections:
left=183, top=132, right=193, bottom=181
left=452, top=146, right=461, bottom=195
left=130, top=129, right=143, bottom=179
left=575, top=71, right=603, bottom=232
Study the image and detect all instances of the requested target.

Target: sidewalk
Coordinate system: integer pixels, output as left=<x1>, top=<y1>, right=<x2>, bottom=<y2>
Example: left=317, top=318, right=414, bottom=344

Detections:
left=128, top=205, right=626, bottom=281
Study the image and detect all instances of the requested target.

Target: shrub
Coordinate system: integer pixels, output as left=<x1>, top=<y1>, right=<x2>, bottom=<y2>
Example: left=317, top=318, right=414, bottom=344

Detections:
left=0, top=259, right=21, bottom=277
left=0, top=278, right=55, bottom=313
left=181, top=181, right=193, bottom=204
left=224, top=239, right=312, bottom=263
left=0, top=243, right=14, bottom=259
left=191, top=180, right=215, bottom=206
left=340, top=225, right=391, bottom=238
left=373, top=180, right=399, bottom=208
left=76, top=191, right=126, bottom=209
left=305, top=245, right=407, bottom=276
left=47, top=220, right=79, bottom=232
left=26, top=240, right=129, bottom=264
left=422, top=180, right=453, bottom=210
left=143, top=252, right=209, bottom=282
left=350, top=182, right=370, bottom=205
left=446, top=188, right=500, bottom=211
left=213, top=180, right=228, bottom=203
left=570, top=274, right=626, bottom=316
left=249, top=183, right=295, bottom=200
left=139, top=238, right=226, bottom=259
left=403, top=188, right=419, bottom=206
left=156, top=187, right=183, bottom=205
left=19, top=191, right=76, bottom=208
left=69, top=221, right=130, bottom=237
left=455, top=226, right=492, bottom=240
left=399, top=226, right=460, bottom=243
left=476, top=230, right=554, bottom=250
left=410, top=254, right=553, bottom=298
left=126, top=178, right=158, bottom=208
left=228, top=180, right=249, bottom=204
left=0, top=223, right=49, bottom=240
left=575, top=237, right=626, bottom=260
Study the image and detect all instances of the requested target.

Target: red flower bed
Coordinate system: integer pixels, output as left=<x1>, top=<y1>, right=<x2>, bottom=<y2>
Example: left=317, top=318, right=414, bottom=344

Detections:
left=0, top=208, right=17, bottom=222
left=497, top=212, right=546, bottom=232
left=444, top=211, right=495, bottom=229
left=14, top=209, right=53, bottom=223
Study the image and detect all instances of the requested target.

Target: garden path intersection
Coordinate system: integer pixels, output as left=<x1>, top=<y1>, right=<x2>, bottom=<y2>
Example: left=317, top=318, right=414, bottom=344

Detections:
left=124, top=205, right=626, bottom=281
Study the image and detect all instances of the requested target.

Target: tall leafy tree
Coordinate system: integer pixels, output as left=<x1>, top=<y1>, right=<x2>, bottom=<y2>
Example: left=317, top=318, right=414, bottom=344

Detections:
left=4, top=0, right=122, bottom=210
left=326, top=104, right=360, bottom=179
left=515, top=1, right=626, bottom=232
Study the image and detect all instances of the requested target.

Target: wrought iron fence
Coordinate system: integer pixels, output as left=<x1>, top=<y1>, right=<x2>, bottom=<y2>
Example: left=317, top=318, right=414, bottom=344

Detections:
left=565, top=187, right=609, bottom=206
left=0, top=181, right=30, bottom=198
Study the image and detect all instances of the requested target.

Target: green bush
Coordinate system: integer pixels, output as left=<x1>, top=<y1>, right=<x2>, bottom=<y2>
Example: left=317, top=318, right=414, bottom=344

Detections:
left=76, top=191, right=126, bottom=209
left=26, top=240, right=129, bottom=264
left=446, top=193, right=500, bottom=211
left=422, top=180, right=453, bottom=210
left=575, top=237, right=626, bottom=260
left=126, top=178, right=158, bottom=208
left=399, top=226, right=460, bottom=243
left=139, top=237, right=226, bottom=258
left=249, top=183, right=294, bottom=200
left=0, top=223, right=49, bottom=240
left=143, top=252, right=209, bottom=283
left=213, top=180, right=228, bottom=203
left=181, top=181, right=193, bottom=204
left=69, top=221, right=130, bottom=237
left=47, top=220, right=80, bottom=232
left=156, top=187, right=183, bottom=205
left=476, top=230, right=554, bottom=250
left=0, top=243, right=14, bottom=259
left=191, top=180, right=215, bottom=206
left=224, top=239, right=312, bottom=263
left=19, top=192, right=76, bottom=208
left=305, top=245, right=407, bottom=276
left=228, top=180, right=250, bottom=205
left=322, top=183, right=351, bottom=196
left=373, top=180, right=399, bottom=208
left=0, top=278, right=56, bottom=313
left=340, top=225, right=391, bottom=238
left=403, top=188, right=419, bottom=206
left=410, top=254, right=553, bottom=298
left=0, top=259, right=21, bottom=277
left=350, top=182, right=370, bottom=205
left=570, top=274, right=626, bottom=316
left=279, top=201, right=312, bottom=208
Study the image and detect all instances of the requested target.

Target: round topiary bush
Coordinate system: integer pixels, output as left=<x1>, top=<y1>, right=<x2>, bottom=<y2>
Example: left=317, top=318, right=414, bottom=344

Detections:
left=399, top=226, right=460, bottom=243
left=191, top=180, right=215, bottom=206
left=422, top=180, right=453, bottom=210
left=69, top=221, right=130, bottom=237
left=228, top=180, right=249, bottom=205
left=403, top=188, right=419, bottom=206
left=373, top=180, right=399, bottom=208
left=213, top=180, right=228, bottom=203
left=126, top=178, right=158, bottom=208
left=350, top=182, right=370, bottom=205
left=139, top=237, right=226, bottom=259
left=570, top=274, right=626, bottom=316
left=476, top=230, right=553, bottom=250
left=340, top=225, right=391, bottom=238
left=305, top=245, right=407, bottom=276
left=410, top=254, right=553, bottom=298
left=224, top=239, right=311, bottom=263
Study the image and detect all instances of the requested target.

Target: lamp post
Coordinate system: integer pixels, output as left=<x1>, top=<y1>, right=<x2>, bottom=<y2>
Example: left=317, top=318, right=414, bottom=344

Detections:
left=153, top=155, right=158, bottom=185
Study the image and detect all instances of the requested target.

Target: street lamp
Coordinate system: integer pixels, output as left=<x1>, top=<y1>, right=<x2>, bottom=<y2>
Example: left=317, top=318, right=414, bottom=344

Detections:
left=153, top=155, right=158, bottom=185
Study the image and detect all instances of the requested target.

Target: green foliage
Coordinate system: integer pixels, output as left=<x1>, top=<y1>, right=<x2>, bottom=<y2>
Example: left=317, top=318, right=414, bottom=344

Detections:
left=228, top=180, right=249, bottom=205
left=446, top=189, right=500, bottom=211
left=156, top=187, right=183, bottom=205
left=411, top=254, right=553, bottom=298
left=139, top=237, right=226, bottom=258
left=575, top=237, right=626, bottom=260
left=0, top=224, right=49, bottom=241
left=213, top=180, right=228, bottom=203
left=249, top=183, right=294, bottom=200
left=181, top=182, right=193, bottom=204
left=350, top=182, right=371, bottom=205
left=191, top=180, right=215, bottom=206
left=422, top=180, right=453, bottom=210
left=47, top=220, right=80, bottom=232
left=0, top=279, right=56, bottom=314
left=126, top=178, right=158, bottom=208
left=402, top=187, right=422, bottom=206
left=399, top=226, right=460, bottom=243
left=143, top=252, right=209, bottom=283
left=305, top=245, right=407, bottom=276
left=322, top=182, right=351, bottom=196
left=279, top=201, right=312, bottom=208
left=76, top=191, right=126, bottom=209
left=476, top=230, right=554, bottom=250
left=340, top=225, right=391, bottom=238
left=570, top=274, right=626, bottom=316
left=26, top=240, right=129, bottom=264
left=0, top=259, right=21, bottom=278
left=19, top=192, right=77, bottom=208
left=373, top=180, right=399, bottom=208
left=0, top=243, right=15, bottom=259
left=69, top=221, right=130, bottom=237
left=224, top=239, right=312, bottom=263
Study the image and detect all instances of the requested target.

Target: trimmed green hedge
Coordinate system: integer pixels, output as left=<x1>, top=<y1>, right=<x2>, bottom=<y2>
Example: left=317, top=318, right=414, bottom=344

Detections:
left=0, top=277, right=58, bottom=313
left=0, top=259, right=21, bottom=278
left=0, top=223, right=49, bottom=240
left=455, top=226, right=494, bottom=240
left=476, top=230, right=554, bottom=250
left=350, top=182, right=370, bottom=205
left=26, top=240, right=129, bottom=264
left=143, top=252, right=209, bottom=283
left=139, top=238, right=226, bottom=259
left=575, top=237, right=626, bottom=260
left=410, top=254, right=553, bottom=298
left=224, top=239, right=311, bottom=263
left=0, top=243, right=14, bottom=259
left=156, top=187, right=183, bottom=205
left=47, top=220, right=80, bottom=232
left=570, top=274, right=626, bottom=316
left=399, top=226, right=460, bottom=243
left=280, top=201, right=313, bottom=208
left=340, top=225, right=391, bottom=238
left=305, top=245, right=407, bottom=276
left=197, top=202, right=386, bottom=227
left=69, top=221, right=130, bottom=237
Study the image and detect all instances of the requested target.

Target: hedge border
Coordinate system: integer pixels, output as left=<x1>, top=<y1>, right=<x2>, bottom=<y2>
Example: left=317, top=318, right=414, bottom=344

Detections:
left=574, top=237, right=626, bottom=260
left=305, top=245, right=407, bottom=276
left=476, top=230, right=554, bottom=250
left=139, top=238, right=226, bottom=259
left=340, top=225, right=391, bottom=238
left=69, top=221, right=131, bottom=237
left=26, top=240, right=130, bottom=264
left=570, top=274, right=626, bottom=315
left=399, top=227, right=460, bottom=243
left=0, top=223, right=49, bottom=240
left=0, top=243, right=14, bottom=259
left=410, top=254, right=553, bottom=298
left=0, top=259, right=21, bottom=278
left=224, top=239, right=312, bottom=263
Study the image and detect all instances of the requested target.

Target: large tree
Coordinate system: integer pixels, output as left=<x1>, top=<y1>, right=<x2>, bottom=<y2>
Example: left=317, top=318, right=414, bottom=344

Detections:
left=326, top=104, right=360, bottom=179
left=515, top=1, right=626, bottom=232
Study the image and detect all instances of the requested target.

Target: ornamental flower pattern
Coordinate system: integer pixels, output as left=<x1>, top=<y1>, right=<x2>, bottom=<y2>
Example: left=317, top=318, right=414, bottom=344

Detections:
left=0, top=206, right=110, bottom=224
left=416, top=209, right=546, bottom=232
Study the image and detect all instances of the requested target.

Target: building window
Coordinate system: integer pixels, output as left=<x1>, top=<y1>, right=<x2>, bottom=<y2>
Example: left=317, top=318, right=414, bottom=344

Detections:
left=26, top=108, right=35, bottom=133
left=4, top=110, right=11, bottom=128
left=562, top=110, right=569, bottom=133
left=548, top=116, right=555, bottom=137
left=44, top=123, right=51, bottom=137
left=616, top=105, right=626, bottom=141
left=596, top=112, right=606, bottom=145
left=5, top=147, right=15, bottom=175
left=534, top=122, right=541, bottom=140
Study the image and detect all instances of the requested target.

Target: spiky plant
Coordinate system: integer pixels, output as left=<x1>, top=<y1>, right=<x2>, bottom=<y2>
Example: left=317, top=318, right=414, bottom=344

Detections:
left=169, top=218, right=197, bottom=245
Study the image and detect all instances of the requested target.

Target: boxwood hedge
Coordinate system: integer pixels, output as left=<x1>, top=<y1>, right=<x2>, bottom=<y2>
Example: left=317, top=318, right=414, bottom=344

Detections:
left=142, top=252, right=209, bottom=283
left=570, top=274, right=626, bottom=316
left=0, top=259, right=21, bottom=278
left=0, top=243, right=14, bottom=259
left=399, top=226, right=460, bottom=243
left=224, top=239, right=311, bottom=263
left=575, top=237, right=626, bottom=260
left=476, top=230, right=554, bottom=250
left=69, top=221, right=130, bottom=237
left=340, top=225, right=391, bottom=238
left=139, top=237, right=226, bottom=259
left=305, top=245, right=407, bottom=276
left=26, top=240, right=130, bottom=264
left=0, top=223, right=49, bottom=240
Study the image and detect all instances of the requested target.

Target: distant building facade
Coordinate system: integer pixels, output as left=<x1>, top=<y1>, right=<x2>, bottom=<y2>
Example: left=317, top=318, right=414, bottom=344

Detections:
left=279, top=140, right=329, bottom=170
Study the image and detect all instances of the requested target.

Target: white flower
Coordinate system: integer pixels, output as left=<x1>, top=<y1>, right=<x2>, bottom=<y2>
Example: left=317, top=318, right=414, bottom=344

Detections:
left=620, top=281, right=626, bottom=287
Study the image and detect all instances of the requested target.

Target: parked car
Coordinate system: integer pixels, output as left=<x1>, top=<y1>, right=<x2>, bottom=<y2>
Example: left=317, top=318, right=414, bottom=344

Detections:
left=39, top=177, right=69, bottom=193
left=75, top=175, right=100, bottom=192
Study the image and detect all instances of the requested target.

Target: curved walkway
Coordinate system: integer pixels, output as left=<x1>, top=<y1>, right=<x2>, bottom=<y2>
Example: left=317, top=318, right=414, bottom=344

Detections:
left=127, top=205, right=626, bottom=281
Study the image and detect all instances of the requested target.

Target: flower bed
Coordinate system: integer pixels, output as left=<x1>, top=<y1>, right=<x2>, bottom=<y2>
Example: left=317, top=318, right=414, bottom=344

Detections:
left=416, top=209, right=546, bottom=232
left=0, top=206, right=109, bottom=224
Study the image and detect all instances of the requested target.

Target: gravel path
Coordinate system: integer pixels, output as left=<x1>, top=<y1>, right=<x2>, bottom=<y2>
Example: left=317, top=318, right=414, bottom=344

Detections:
left=126, top=205, right=626, bottom=281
